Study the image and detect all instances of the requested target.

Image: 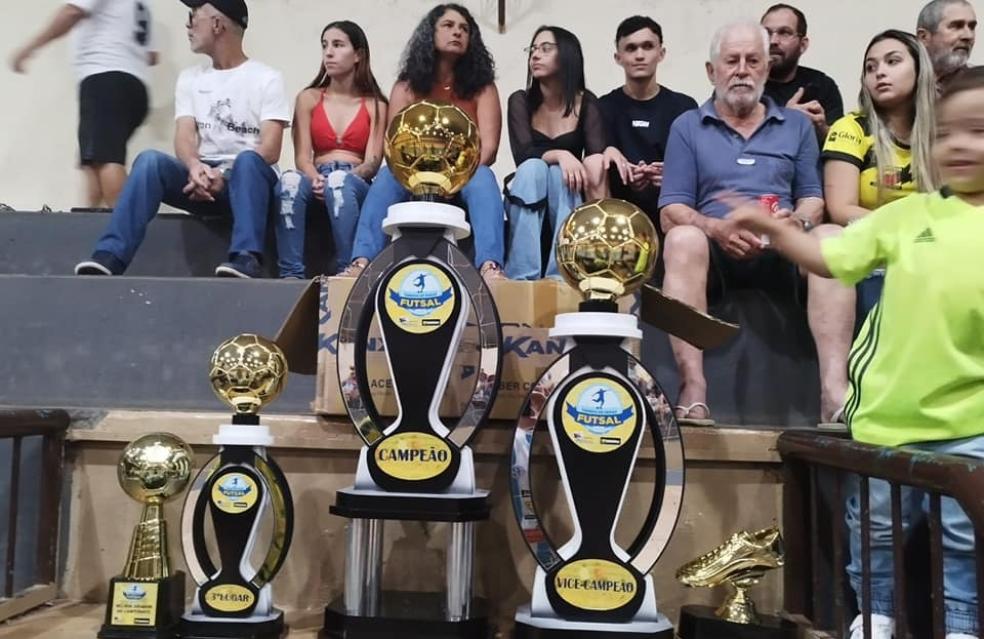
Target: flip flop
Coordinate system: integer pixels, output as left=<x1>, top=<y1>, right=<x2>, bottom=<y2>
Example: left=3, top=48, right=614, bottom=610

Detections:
left=817, top=406, right=847, bottom=431
left=675, top=402, right=715, bottom=427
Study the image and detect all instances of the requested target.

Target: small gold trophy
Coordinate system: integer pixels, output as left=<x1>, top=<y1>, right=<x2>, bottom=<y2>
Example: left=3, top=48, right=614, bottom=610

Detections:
left=99, top=432, right=192, bottom=639
left=676, top=525, right=796, bottom=638
left=180, top=333, right=294, bottom=639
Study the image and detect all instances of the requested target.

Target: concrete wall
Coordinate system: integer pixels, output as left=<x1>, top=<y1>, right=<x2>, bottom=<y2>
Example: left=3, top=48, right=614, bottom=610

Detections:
left=0, top=0, right=978, bottom=210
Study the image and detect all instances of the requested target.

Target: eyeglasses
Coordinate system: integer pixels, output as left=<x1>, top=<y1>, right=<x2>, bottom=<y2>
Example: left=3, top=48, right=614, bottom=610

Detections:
left=765, top=27, right=803, bottom=40
left=524, top=42, right=557, bottom=55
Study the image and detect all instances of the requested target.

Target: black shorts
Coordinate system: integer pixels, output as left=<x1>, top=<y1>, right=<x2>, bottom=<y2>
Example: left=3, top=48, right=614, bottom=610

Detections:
left=78, top=71, right=148, bottom=165
left=707, top=239, right=804, bottom=304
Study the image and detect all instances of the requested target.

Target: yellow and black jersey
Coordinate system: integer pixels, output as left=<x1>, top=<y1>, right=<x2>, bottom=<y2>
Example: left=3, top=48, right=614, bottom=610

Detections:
left=822, top=111, right=915, bottom=211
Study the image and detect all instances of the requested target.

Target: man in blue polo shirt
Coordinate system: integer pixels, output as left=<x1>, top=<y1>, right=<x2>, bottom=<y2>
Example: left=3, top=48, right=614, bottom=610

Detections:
left=658, top=19, right=854, bottom=426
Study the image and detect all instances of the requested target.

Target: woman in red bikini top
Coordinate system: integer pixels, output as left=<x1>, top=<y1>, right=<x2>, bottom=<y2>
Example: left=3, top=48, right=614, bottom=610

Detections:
left=275, top=21, right=388, bottom=278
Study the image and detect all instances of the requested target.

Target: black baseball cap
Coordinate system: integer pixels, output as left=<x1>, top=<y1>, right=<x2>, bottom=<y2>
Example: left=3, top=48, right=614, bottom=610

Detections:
left=181, top=0, right=249, bottom=29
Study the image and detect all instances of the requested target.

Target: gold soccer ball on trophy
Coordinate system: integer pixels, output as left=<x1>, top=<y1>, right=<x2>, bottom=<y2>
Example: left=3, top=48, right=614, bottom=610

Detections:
left=208, top=333, right=288, bottom=415
left=118, top=432, right=193, bottom=504
left=384, top=100, right=480, bottom=198
left=556, top=198, right=658, bottom=301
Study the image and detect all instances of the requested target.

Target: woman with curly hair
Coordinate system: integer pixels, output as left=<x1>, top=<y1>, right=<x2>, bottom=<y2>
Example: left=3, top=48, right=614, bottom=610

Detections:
left=275, top=21, right=387, bottom=278
left=344, top=3, right=506, bottom=282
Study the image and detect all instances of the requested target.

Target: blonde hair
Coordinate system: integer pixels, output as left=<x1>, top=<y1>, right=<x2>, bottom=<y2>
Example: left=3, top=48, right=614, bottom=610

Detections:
left=858, top=30, right=939, bottom=193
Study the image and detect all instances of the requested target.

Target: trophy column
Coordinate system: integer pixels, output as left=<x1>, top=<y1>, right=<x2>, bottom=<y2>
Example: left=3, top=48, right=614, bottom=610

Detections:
left=179, top=334, right=294, bottom=639
left=99, top=433, right=192, bottom=639
left=321, top=100, right=501, bottom=639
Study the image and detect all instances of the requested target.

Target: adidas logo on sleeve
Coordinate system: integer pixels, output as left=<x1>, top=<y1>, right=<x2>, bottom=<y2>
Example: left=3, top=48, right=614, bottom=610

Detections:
left=914, top=227, right=935, bottom=243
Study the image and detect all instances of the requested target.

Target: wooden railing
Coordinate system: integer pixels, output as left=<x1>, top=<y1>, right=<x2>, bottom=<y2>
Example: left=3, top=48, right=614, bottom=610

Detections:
left=0, top=410, right=69, bottom=622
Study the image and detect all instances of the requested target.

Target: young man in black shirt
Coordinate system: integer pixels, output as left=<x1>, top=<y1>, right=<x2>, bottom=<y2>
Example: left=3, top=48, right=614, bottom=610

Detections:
left=598, top=16, right=697, bottom=226
left=761, top=3, right=843, bottom=138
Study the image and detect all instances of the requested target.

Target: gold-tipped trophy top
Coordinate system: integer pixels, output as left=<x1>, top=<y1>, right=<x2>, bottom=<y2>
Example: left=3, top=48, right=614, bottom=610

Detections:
left=208, top=333, right=288, bottom=415
left=384, top=100, right=480, bottom=198
left=556, top=198, right=659, bottom=303
left=117, top=432, right=193, bottom=504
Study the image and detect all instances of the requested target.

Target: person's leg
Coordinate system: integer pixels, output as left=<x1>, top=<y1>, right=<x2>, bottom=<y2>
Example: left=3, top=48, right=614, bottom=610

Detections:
left=504, top=159, right=549, bottom=280
left=96, top=163, right=128, bottom=207
left=583, top=153, right=608, bottom=200
left=661, top=225, right=711, bottom=414
left=350, top=165, right=409, bottom=263
left=844, top=474, right=918, bottom=622
left=329, top=166, right=369, bottom=272
left=459, top=165, right=504, bottom=269
left=544, top=164, right=583, bottom=279
left=91, top=150, right=190, bottom=268
left=807, top=224, right=854, bottom=422
left=225, top=150, right=278, bottom=259
left=81, top=165, right=103, bottom=208
left=274, top=169, right=312, bottom=278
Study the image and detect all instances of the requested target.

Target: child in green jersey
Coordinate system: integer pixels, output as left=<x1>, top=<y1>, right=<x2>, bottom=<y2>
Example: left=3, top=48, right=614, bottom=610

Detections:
left=727, top=66, right=984, bottom=639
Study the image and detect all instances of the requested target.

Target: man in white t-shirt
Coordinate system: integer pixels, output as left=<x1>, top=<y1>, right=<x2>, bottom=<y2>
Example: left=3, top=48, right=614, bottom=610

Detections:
left=11, top=0, right=157, bottom=207
left=75, top=0, right=290, bottom=279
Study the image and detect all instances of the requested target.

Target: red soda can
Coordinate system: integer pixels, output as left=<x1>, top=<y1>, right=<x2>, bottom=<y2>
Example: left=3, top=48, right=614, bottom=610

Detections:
left=757, top=194, right=780, bottom=246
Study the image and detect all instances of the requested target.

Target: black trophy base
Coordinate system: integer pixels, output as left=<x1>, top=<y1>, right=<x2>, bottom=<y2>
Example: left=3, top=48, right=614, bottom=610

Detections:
left=677, top=605, right=799, bottom=639
left=331, top=487, right=490, bottom=522
left=98, top=573, right=186, bottom=639
left=514, top=621, right=673, bottom=639
left=177, top=610, right=286, bottom=639
left=319, top=591, right=489, bottom=639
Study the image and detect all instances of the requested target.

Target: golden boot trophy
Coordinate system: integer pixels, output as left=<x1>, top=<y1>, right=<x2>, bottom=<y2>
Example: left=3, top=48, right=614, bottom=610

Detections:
left=99, top=433, right=193, bottom=639
left=676, top=525, right=797, bottom=638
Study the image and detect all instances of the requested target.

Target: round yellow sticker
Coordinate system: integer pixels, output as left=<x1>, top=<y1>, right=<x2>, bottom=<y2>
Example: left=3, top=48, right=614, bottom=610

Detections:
left=210, top=472, right=259, bottom=514
left=375, top=432, right=453, bottom=481
left=204, top=584, right=255, bottom=613
left=554, top=559, right=638, bottom=611
left=559, top=378, right=638, bottom=453
left=383, top=263, right=456, bottom=335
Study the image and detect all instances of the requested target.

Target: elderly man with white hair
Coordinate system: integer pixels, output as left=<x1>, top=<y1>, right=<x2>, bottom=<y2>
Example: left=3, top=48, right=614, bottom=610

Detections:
left=657, top=19, right=853, bottom=427
left=917, top=0, right=978, bottom=90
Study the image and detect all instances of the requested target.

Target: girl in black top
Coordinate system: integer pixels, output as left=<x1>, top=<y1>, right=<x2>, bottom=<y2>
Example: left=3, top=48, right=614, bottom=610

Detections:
left=504, top=26, right=607, bottom=280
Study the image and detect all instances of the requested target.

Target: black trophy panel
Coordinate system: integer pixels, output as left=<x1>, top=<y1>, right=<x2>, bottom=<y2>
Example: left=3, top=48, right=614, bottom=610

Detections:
left=177, top=612, right=286, bottom=639
left=677, top=605, right=799, bottom=639
left=513, top=621, right=674, bottom=639
left=329, top=488, right=490, bottom=522
left=321, top=592, right=489, bottom=639
left=99, top=573, right=186, bottom=639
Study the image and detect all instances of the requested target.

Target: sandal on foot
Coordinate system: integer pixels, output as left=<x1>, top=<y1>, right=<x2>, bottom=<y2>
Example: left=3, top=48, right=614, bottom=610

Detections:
left=480, top=261, right=506, bottom=284
left=339, top=258, right=369, bottom=278
left=674, top=402, right=715, bottom=427
left=817, top=406, right=847, bottom=431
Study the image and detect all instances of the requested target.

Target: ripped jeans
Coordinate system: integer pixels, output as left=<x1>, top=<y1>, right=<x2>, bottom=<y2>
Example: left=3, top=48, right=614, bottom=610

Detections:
left=274, top=161, right=368, bottom=277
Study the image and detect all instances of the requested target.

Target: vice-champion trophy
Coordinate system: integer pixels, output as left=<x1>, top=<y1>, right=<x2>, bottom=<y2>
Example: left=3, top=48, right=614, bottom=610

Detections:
left=99, top=433, right=192, bottom=639
left=676, top=525, right=796, bottom=638
left=510, top=199, right=684, bottom=637
left=179, top=334, right=294, bottom=639
left=321, top=100, right=502, bottom=638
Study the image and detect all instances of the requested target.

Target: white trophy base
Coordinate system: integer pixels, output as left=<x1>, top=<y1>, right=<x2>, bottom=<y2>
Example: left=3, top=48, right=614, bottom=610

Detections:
left=382, top=201, right=471, bottom=242
left=212, top=423, right=273, bottom=447
left=550, top=312, right=642, bottom=340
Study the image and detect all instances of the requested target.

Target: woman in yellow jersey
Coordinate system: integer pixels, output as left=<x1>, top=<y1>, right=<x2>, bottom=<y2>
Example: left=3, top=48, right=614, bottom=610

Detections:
left=822, top=30, right=939, bottom=320
left=727, top=67, right=984, bottom=639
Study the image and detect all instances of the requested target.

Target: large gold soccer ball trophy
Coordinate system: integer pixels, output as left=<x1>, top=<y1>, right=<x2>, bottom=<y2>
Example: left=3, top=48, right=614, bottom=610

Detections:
left=208, top=333, right=287, bottom=416
left=385, top=100, right=480, bottom=198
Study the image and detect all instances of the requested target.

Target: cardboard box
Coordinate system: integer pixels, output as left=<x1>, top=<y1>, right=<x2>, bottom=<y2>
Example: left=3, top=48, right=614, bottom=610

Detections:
left=277, top=277, right=636, bottom=420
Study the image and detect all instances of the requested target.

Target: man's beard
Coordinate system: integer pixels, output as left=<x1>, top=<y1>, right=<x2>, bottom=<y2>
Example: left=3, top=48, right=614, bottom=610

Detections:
left=934, top=48, right=970, bottom=76
left=769, top=49, right=801, bottom=79
left=717, top=83, right=765, bottom=115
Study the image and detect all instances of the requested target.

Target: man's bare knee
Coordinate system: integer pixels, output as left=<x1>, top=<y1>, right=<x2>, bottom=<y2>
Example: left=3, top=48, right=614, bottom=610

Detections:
left=663, top=225, right=709, bottom=269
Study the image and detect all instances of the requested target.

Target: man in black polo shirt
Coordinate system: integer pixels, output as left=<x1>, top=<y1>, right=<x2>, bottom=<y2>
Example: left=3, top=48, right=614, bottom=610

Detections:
left=761, top=3, right=843, bottom=138
left=598, top=16, right=697, bottom=227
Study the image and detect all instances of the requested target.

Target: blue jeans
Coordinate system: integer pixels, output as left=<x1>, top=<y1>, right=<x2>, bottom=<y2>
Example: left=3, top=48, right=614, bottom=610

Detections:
left=504, top=159, right=582, bottom=280
left=93, top=149, right=277, bottom=267
left=845, top=435, right=983, bottom=635
left=856, top=270, right=885, bottom=325
left=350, top=165, right=505, bottom=268
left=274, top=162, right=368, bottom=277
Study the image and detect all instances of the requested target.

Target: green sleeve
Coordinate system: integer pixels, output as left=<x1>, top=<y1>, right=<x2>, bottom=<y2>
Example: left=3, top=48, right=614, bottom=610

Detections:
left=820, top=196, right=911, bottom=285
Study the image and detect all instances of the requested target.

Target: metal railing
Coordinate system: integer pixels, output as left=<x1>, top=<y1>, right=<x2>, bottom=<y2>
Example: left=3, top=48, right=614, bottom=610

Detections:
left=779, top=430, right=984, bottom=638
left=0, top=409, right=69, bottom=622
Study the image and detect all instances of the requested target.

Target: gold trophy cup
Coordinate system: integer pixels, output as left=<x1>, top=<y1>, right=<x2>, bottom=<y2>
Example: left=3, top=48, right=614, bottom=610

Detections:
left=99, top=432, right=193, bottom=639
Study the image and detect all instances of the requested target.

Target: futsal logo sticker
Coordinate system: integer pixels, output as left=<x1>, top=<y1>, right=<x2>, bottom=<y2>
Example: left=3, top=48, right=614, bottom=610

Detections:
left=560, top=378, right=637, bottom=453
left=210, top=472, right=258, bottom=514
left=384, top=264, right=456, bottom=334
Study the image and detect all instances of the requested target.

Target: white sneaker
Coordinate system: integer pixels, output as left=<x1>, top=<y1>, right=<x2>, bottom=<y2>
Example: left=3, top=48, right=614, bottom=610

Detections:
left=849, top=613, right=895, bottom=639
left=946, top=634, right=978, bottom=639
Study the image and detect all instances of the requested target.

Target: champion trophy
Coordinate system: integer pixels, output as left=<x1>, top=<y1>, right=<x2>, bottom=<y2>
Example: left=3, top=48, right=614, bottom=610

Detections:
left=320, top=100, right=502, bottom=638
left=179, top=334, right=294, bottom=639
left=99, top=433, right=192, bottom=639
left=510, top=199, right=684, bottom=638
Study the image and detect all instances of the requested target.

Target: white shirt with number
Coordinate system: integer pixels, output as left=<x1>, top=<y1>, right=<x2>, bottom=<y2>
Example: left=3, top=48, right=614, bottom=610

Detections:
left=174, top=59, right=290, bottom=171
left=68, top=0, right=154, bottom=82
